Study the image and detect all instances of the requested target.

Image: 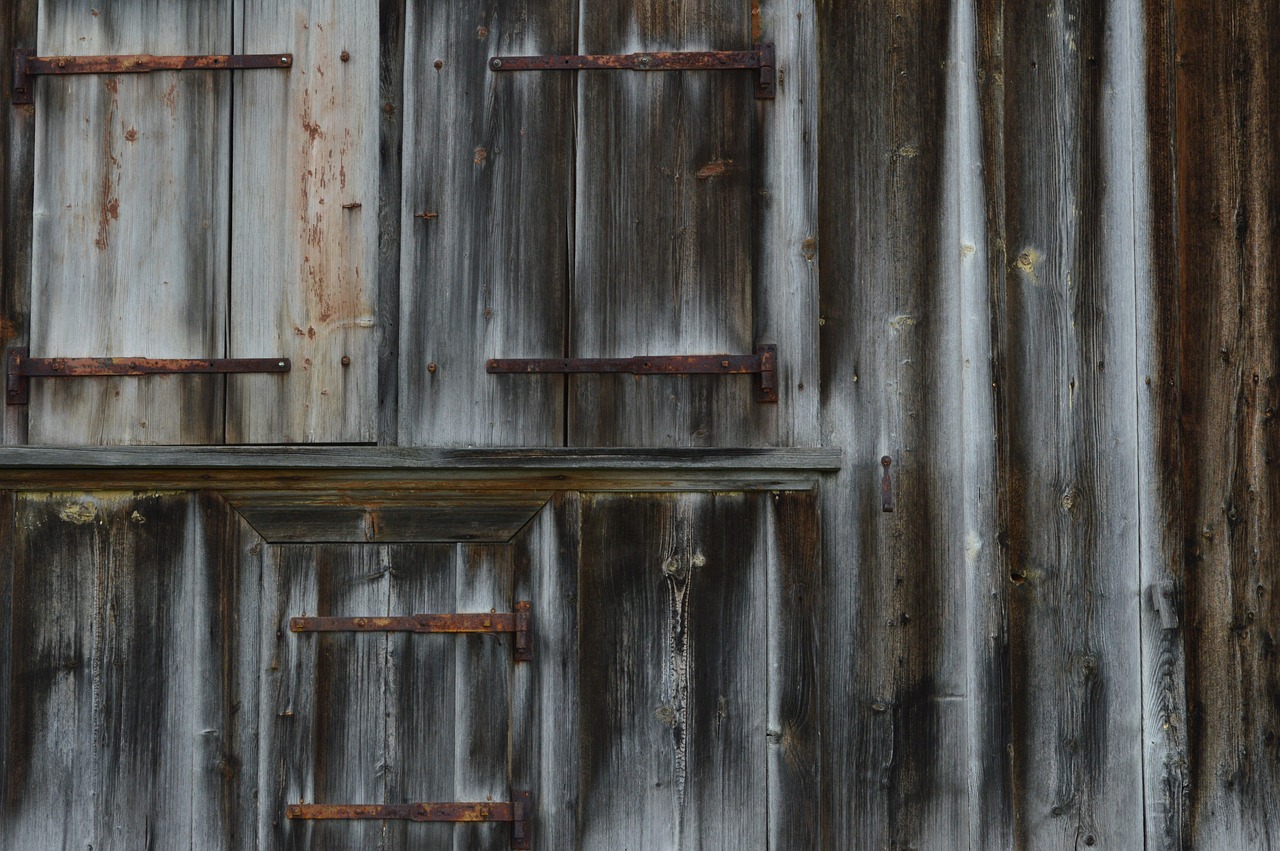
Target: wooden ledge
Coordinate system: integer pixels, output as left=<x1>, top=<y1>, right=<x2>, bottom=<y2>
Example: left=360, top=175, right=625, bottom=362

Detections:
left=0, top=446, right=841, bottom=493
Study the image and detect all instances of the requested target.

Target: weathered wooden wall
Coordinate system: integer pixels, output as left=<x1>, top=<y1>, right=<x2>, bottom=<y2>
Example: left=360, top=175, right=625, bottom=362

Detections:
left=0, top=0, right=1278, bottom=848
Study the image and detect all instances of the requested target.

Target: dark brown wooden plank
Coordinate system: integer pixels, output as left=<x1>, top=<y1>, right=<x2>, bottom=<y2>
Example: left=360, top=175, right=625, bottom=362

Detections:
left=257, top=544, right=390, bottom=850
left=0, top=1, right=37, bottom=445
left=397, top=0, right=574, bottom=447
left=765, top=489, right=821, bottom=850
left=576, top=493, right=768, bottom=848
left=1175, top=1, right=1280, bottom=846
left=1138, top=0, right=1189, bottom=847
left=570, top=0, right=767, bottom=446
left=375, top=0, right=407, bottom=444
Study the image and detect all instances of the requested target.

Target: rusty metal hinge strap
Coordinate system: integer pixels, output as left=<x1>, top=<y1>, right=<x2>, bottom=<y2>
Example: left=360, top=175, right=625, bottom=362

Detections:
left=288, top=791, right=532, bottom=849
left=490, top=43, right=776, bottom=99
left=290, top=601, right=533, bottom=661
left=13, top=49, right=292, bottom=105
left=487, top=344, right=778, bottom=404
left=6, top=348, right=290, bottom=405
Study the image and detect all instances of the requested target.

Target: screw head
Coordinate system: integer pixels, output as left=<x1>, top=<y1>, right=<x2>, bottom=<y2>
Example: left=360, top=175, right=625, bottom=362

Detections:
left=491, top=58, right=503, bottom=69
left=427, top=362, right=438, bottom=373
left=340, top=50, right=350, bottom=62
left=340, top=355, right=351, bottom=366
left=434, top=59, right=443, bottom=70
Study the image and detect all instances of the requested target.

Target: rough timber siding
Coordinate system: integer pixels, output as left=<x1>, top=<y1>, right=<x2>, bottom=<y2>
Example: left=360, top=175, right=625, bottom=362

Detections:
left=0, top=0, right=1279, bottom=849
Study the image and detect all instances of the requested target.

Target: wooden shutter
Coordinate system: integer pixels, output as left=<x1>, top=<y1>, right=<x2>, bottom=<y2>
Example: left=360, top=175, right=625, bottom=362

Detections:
left=27, top=6, right=231, bottom=444
left=22, top=2, right=380, bottom=445
left=399, top=1, right=817, bottom=448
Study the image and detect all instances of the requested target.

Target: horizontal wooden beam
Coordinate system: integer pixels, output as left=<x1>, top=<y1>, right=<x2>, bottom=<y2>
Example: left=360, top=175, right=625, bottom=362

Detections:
left=0, top=447, right=840, bottom=492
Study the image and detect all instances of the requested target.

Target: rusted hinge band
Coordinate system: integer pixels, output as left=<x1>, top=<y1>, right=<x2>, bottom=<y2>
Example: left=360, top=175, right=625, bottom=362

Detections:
left=290, top=601, right=533, bottom=661
left=13, top=49, right=292, bottom=105
left=6, top=347, right=290, bottom=405
left=288, top=790, right=532, bottom=849
left=487, top=344, right=778, bottom=403
left=490, top=44, right=776, bottom=99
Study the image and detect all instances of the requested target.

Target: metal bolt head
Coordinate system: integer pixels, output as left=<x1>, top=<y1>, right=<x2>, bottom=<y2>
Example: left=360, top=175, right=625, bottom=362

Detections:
left=638, top=55, right=651, bottom=66
left=434, top=59, right=444, bottom=70
left=491, top=58, right=503, bottom=69
left=427, top=362, right=438, bottom=373
left=341, top=355, right=351, bottom=366
left=340, top=50, right=350, bottom=62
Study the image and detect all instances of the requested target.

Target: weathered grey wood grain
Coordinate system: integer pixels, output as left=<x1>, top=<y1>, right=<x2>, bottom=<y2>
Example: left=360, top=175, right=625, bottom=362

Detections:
left=969, top=2, right=1017, bottom=846
left=453, top=545, right=514, bottom=851
left=229, top=0, right=379, bottom=444
left=397, top=0, right=573, bottom=447
left=383, top=544, right=459, bottom=850
left=817, top=1, right=1014, bottom=847
left=258, top=544, right=390, bottom=850
left=1, top=1, right=37, bottom=445
left=222, top=494, right=269, bottom=851
left=764, top=489, right=821, bottom=850
left=1175, top=2, right=1280, bottom=846
left=510, top=494, right=580, bottom=850
left=225, top=490, right=551, bottom=543
left=29, top=2, right=231, bottom=444
left=1000, top=1, right=1146, bottom=846
left=756, top=0, right=821, bottom=447
left=576, top=493, right=768, bottom=849
left=375, top=0, right=407, bottom=445
left=0, top=444, right=839, bottom=471
left=0, top=493, right=244, bottom=850
left=570, top=0, right=766, bottom=446
left=1137, top=1, right=1189, bottom=847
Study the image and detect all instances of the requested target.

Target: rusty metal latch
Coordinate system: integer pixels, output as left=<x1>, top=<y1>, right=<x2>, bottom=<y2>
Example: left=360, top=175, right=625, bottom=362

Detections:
left=290, top=601, right=533, bottom=661
left=13, top=49, right=292, bottom=105
left=487, top=344, right=778, bottom=404
left=288, top=790, right=533, bottom=849
left=490, top=44, right=776, bottom=99
left=5, top=347, right=290, bottom=405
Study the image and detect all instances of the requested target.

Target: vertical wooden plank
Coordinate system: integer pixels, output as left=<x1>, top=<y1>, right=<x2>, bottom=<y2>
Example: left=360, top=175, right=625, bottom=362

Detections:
left=510, top=494, right=580, bottom=851
left=397, top=0, right=573, bottom=447
left=383, top=544, right=457, bottom=850
left=28, top=2, right=230, bottom=444
left=813, top=1, right=892, bottom=841
left=764, top=489, right=821, bottom=850
left=1, top=493, right=244, bottom=849
left=230, top=0, right=380, bottom=443
left=454, top=544, right=514, bottom=851
left=0, top=1, right=37, bottom=445
left=1000, top=0, right=1146, bottom=847
left=1137, top=0, right=1189, bottom=848
left=577, top=493, right=767, bottom=849
left=0, top=492, right=13, bottom=821
left=967, top=0, right=1017, bottom=846
left=257, top=545, right=389, bottom=850
left=756, top=0, right=821, bottom=447
left=1175, top=1, right=1280, bottom=846
left=570, top=1, right=768, bottom=447
left=375, top=0, right=407, bottom=444
left=817, top=1, right=1012, bottom=847
left=222, top=496, right=270, bottom=851
left=1, top=494, right=101, bottom=848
